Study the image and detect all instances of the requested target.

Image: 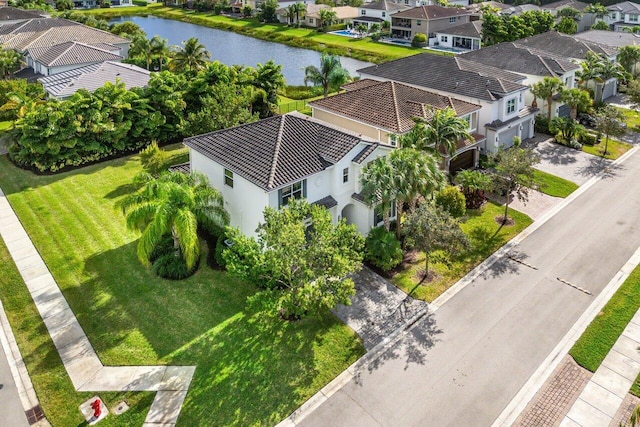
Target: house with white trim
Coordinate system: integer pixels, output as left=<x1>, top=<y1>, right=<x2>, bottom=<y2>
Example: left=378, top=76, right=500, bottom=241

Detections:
left=181, top=112, right=393, bottom=238
left=605, top=1, right=640, bottom=32
left=308, top=79, right=484, bottom=172
left=433, top=20, right=482, bottom=52
left=25, top=41, right=122, bottom=77
left=389, top=5, right=472, bottom=43
left=357, top=54, right=536, bottom=153
left=353, top=0, right=409, bottom=30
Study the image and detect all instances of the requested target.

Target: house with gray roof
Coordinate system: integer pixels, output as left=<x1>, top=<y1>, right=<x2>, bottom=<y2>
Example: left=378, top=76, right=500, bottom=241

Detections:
left=605, top=1, right=640, bottom=32
left=574, top=29, right=640, bottom=48
left=357, top=54, right=536, bottom=153
left=389, top=5, right=471, bottom=43
left=309, top=79, right=484, bottom=172
left=541, top=0, right=593, bottom=32
left=0, top=6, right=48, bottom=25
left=515, top=30, right=617, bottom=61
left=182, top=112, right=392, bottom=237
left=38, top=61, right=151, bottom=99
left=433, top=20, right=482, bottom=52
left=25, top=41, right=122, bottom=77
left=462, top=42, right=580, bottom=117
left=352, top=0, right=409, bottom=30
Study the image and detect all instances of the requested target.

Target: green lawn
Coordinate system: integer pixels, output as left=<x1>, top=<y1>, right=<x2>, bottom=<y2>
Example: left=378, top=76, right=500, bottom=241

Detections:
left=582, top=138, right=632, bottom=160
left=79, top=5, right=431, bottom=63
left=533, top=169, right=579, bottom=198
left=391, top=202, right=533, bottom=302
left=570, top=263, right=640, bottom=374
left=621, top=108, right=640, bottom=134
left=0, top=148, right=364, bottom=426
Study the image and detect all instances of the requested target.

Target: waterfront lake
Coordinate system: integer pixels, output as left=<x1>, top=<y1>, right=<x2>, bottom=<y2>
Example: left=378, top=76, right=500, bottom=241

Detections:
left=111, top=16, right=373, bottom=85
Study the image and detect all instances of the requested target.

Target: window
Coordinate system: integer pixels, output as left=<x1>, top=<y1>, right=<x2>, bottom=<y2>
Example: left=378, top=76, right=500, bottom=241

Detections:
left=361, top=9, right=366, bottom=15
left=279, top=180, right=306, bottom=207
left=224, top=169, right=234, bottom=187
left=417, top=20, right=422, bottom=25
left=308, top=18, right=314, bottom=23
left=404, top=0, right=409, bottom=5
left=449, top=17, right=456, bottom=23
left=630, top=14, right=639, bottom=22
left=382, top=11, right=386, bottom=17
left=374, top=202, right=397, bottom=226
left=440, top=35, right=448, bottom=42
left=342, top=167, right=349, bottom=183
left=506, top=98, right=516, bottom=114
left=390, top=134, right=397, bottom=146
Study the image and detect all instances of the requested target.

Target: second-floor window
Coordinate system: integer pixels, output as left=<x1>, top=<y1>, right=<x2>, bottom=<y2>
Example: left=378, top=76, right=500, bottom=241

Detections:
left=343, top=167, right=349, bottom=183
left=440, top=35, right=448, bottom=42
left=449, top=17, right=456, bottom=23
left=390, top=134, right=397, bottom=146
left=506, top=98, right=516, bottom=114
left=417, top=20, right=422, bottom=25
left=630, top=14, right=639, bottom=22
left=224, top=169, right=234, bottom=187
left=279, top=180, right=306, bottom=207
left=382, top=11, right=386, bottom=17
left=361, top=9, right=366, bottom=15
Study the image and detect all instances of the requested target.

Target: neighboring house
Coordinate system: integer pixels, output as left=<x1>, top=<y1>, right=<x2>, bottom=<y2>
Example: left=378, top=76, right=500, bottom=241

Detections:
left=358, top=54, right=535, bottom=153
left=38, top=61, right=151, bottom=99
left=353, top=0, right=409, bottom=30
left=0, top=6, right=48, bottom=25
left=25, top=41, right=122, bottom=77
left=574, top=29, right=640, bottom=48
left=605, top=1, right=640, bottom=32
left=308, top=79, right=484, bottom=172
left=542, top=0, right=593, bottom=33
left=433, top=20, right=482, bottom=51
left=182, top=112, right=392, bottom=238
left=0, top=18, right=131, bottom=58
left=306, top=5, right=358, bottom=28
left=465, top=1, right=511, bottom=20
left=71, top=0, right=131, bottom=7
left=276, top=3, right=326, bottom=25
left=500, top=4, right=540, bottom=16
left=389, top=5, right=471, bottom=41
left=462, top=42, right=579, bottom=117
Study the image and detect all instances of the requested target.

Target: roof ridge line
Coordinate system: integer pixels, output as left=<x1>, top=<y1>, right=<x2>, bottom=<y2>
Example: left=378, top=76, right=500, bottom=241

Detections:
left=50, top=42, right=77, bottom=66
left=267, top=115, right=287, bottom=190
left=22, top=26, right=53, bottom=51
left=390, top=82, right=403, bottom=133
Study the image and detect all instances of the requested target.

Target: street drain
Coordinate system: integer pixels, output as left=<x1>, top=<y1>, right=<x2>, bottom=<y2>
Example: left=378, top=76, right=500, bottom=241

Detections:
left=556, top=277, right=592, bottom=295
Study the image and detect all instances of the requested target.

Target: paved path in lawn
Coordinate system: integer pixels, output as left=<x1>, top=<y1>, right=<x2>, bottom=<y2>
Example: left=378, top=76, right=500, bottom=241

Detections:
left=333, top=267, right=428, bottom=351
left=0, top=187, right=196, bottom=426
left=562, top=309, right=640, bottom=427
left=523, top=137, right=611, bottom=186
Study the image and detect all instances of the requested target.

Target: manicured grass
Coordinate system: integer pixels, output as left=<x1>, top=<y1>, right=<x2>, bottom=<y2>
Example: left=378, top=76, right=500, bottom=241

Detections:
left=0, top=121, right=12, bottom=131
left=582, top=137, right=632, bottom=160
left=78, top=6, right=431, bottom=63
left=0, top=147, right=364, bottom=426
left=570, top=263, right=640, bottom=373
left=533, top=169, right=578, bottom=198
left=621, top=108, right=640, bottom=133
left=391, top=202, right=533, bottom=302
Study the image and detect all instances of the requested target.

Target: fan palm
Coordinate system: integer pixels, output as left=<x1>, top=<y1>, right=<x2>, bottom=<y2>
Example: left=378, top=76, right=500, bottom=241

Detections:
left=292, top=2, right=307, bottom=26
left=531, top=77, right=564, bottom=121
left=559, top=88, right=591, bottom=120
left=304, top=53, right=350, bottom=98
left=360, top=157, right=396, bottom=232
left=319, top=8, right=338, bottom=30
left=170, top=37, right=211, bottom=74
left=618, top=45, right=640, bottom=77
left=118, top=171, right=229, bottom=270
left=413, top=107, right=472, bottom=159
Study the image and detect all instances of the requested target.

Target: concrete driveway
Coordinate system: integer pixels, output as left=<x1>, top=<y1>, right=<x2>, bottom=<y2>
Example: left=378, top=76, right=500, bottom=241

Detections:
left=523, top=135, right=611, bottom=185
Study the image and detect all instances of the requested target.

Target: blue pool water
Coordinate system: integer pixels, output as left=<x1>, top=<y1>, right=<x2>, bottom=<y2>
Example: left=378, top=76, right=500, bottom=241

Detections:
left=329, top=29, right=359, bottom=38
left=428, top=45, right=467, bottom=54
left=387, top=39, right=412, bottom=46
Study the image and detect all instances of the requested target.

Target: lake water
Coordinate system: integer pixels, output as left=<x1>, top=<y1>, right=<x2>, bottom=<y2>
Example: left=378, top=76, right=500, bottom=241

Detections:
left=111, top=16, right=374, bottom=86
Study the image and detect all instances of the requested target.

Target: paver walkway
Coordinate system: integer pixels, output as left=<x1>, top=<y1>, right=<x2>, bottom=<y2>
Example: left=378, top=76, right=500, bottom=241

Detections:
left=488, top=190, right=564, bottom=221
left=0, top=188, right=196, bottom=426
left=333, top=267, right=428, bottom=351
left=561, top=309, right=640, bottom=427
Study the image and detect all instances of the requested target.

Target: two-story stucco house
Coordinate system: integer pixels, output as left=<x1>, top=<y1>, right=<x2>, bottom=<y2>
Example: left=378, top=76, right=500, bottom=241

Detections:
left=605, top=1, right=640, bottom=32
left=181, top=112, right=393, bottom=238
left=389, top=5, right=471, bottom=43
left=357, top=54, right=535, bottom=153
left=462, top=42, right=579, bottom=118
left=352, top=0, right=409, bottom=30
left=308, top=79, right=484, bottom=172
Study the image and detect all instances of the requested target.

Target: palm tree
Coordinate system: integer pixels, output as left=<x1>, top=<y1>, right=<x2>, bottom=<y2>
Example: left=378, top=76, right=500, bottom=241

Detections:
left=0, top=49, right=24, bottom=79
left=389, top=148, right=446, bottom=238
left=360, top=157, right=396, bottom=232
left=618, top=45, right=640, bottom=77
left=170, top=37, right=211, bottom=74
left=0, top=91, right=45, bottom=128
left=560, top=88, right=591, bottom=120
left=285, top=5, right=296, bottom=25
left=118, top=171, right=229, bottom=270
left=319, top=8, right=338, bottom=30
left=292, top=2, right=307, bottom=26
left=150, top=35, right=170, bottom=71
left=129, top=34, right=154, bottom=70
left=531, top=77, right=564, bottom=121
left=304, top=53, right=350, bottom=98
left=584, top=2, right=608, bottom=19
left=423, top=107, right=473, bottom=160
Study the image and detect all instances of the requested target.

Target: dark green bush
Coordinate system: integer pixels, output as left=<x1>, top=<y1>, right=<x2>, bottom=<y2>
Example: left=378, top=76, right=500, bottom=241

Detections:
left=132, top=0, right=147, bottom=6
left=149, top=235, right=174, bottom=263
left=364, top=226, right=403, bottom=272
left=579, top=132, right=597, bottom=146
left=214, top=236, right=227, bottom=269
left=152, top=252, right=198, bottom=279
left=535, top=115, right=551, bottom=134
left=412, top=33, right=427, bottom=47
left=281, top=85, right=325, bottom=100
left=435, top=186, right=466, bottom=218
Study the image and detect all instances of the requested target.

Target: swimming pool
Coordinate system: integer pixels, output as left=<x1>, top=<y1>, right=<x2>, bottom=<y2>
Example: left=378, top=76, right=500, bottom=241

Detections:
left=427, top=45, right=467, bottom=54
left=386, top=39, right=412, bottom=46
left=329, top=29, right=360, bottom=38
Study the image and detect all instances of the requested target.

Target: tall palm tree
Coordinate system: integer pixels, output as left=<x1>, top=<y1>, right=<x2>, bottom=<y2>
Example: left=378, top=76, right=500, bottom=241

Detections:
left=360, top=157, right=396, bottom=232
left=584, top=2, right=608, bottom=19
left=560, top=88, right=591, bottom=120
left=293, top=2, right=307, bottom=26
left=618, top=45, right=640, bottom=77
left=531, top=77, right=564, bottom=121
left=304, top=53, right=350, bottom=98
left=318, top=8, right=338, bottom=30
left=423, top=107, right=473, bottom=159
left=170, top=37, right=211, bottom=74
left=129, top=34, right=154, bottom=70
left=285, top=5, right=296, bottom=25
left=150, top=35, right=170, bottom=71
left=118, top=171, right=229, bottom=270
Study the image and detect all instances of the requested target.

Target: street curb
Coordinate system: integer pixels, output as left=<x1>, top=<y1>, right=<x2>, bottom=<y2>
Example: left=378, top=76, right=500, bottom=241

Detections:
left=491, top=146, right=640, bottom=427
left=275, top=306, right=429, bottom=427
left=0, top=299, right=50, bottom=427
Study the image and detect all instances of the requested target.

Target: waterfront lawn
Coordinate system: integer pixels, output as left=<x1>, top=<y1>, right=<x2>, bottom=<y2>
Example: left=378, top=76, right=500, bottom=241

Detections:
left=391, top=202, right=532, bottom=302
left=582, top=138, right=632, bottom=160
left=0, top=150, right=364, bottom=426
left=570, top=263, right=640, bottom=373
left=533, top=169, right=578, bottom=198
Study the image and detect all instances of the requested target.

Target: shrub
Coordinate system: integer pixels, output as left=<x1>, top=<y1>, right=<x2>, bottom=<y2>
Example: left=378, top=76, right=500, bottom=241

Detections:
left=132, top=0, right=147, bottom=6
left=435, top=186, right=466, bottom=218
left=102, top=1, right=111, bottom=7
left=364, top=226, right=403, bottom=272
left=579, top=132, right=597, bottom=146
left=281, top=85, right=325, bottom=100
left=412, top=32, right=427, bottom=48
left=149, top=235, right=174, bottom=263
left=214, top=234, right=228, bottom=269
left=152, top=252, right=198, bottom=279
left=535, top=115, right=551, bottom=134
left=139, top=141, right=168, bottom=176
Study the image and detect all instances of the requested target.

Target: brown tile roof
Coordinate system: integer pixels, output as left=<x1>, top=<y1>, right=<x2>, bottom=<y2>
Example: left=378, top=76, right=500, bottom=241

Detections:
left=361, top=0, right=409, bottom=11
left=27, top=42, right=122, bottom=67
left=352, top=142, right=379, bottom=164
left=392, top=4, right=470, bottom=19
left=358, top=54, right=527, bottom=101
left=438, top=132, right=485, bottom=155
left=313, top=195, right=338, bottom=209
left=309, top=79, right=481, bottom=134
left=341, top=79, right=384, bottom=91
left=184, top=112, right=367, bottom=191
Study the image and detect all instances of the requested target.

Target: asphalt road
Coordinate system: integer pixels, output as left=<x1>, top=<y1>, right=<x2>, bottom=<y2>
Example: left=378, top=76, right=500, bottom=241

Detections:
left=300, top=150, right=640, bottom=427
left=0, top=339, right=29, bottom=427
